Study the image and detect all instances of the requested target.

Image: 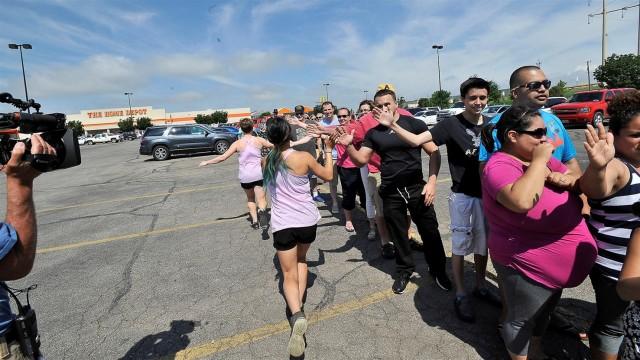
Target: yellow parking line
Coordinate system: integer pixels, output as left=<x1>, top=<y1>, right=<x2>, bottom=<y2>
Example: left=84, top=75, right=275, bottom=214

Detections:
left=39, top=183, right=235, bottom=213
left=36, top=217, right=244, bottom=254
left=171, top=282, right=419, bottom=360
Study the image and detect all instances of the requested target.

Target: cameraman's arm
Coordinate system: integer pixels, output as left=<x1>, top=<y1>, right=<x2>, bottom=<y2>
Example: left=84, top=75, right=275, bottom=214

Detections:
left=0, top=135, right=52, bottom=281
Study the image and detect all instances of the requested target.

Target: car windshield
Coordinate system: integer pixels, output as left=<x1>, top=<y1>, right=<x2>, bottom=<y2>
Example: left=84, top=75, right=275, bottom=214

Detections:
left=569, top=92, right=602, bottom=102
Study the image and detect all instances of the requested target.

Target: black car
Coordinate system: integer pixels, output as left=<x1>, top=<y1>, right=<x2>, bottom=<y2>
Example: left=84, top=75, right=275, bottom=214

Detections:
left=122, top=131, right=138, bottom=140
left=139, top=124, right=238, bottom=161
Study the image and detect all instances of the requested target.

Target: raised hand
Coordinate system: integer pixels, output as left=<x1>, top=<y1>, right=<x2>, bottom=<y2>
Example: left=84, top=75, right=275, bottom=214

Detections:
left=372, top=107, right=396, bottom=127
left=584, top=123, right=615, bottom=169
left=337, top=130, right=355, bottom=146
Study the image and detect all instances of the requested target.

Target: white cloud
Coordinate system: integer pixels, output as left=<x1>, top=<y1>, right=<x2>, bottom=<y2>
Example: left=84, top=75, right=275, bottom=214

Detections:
left=152, top=54, right=222, bottom=77
left=119, top=11, right=156, bottom=25
left=251, top=0, right=318, bottom=19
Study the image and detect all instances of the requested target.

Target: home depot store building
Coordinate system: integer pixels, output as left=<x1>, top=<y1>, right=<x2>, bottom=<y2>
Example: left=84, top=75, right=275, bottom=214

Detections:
left=67, top=106, right=251, bottom=134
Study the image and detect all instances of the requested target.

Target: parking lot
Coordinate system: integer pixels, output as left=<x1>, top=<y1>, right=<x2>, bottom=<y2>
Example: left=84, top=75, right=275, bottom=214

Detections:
left=0, top=130, right=596, bottom=360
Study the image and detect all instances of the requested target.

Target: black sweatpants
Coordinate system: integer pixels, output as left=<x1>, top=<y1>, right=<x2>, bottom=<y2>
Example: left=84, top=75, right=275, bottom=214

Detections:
left=381, top=183, right=446, bottom=278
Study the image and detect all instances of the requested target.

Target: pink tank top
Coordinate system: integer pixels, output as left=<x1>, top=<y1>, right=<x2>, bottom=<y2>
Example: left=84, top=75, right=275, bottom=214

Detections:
left=268, top=149, right=321, bottom=232
left=238, top=137, right=263, bottom=184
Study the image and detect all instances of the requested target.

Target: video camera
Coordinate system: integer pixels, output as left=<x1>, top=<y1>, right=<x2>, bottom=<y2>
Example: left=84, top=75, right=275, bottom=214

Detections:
left=0, top=93, right=81, bottom=172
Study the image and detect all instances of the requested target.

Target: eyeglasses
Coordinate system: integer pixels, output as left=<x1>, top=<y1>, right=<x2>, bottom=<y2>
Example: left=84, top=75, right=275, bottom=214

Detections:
left=514, top=79, right=551, bottom=91
left=516, top=127, right=547, bottom=139
left=337, top=115, right=349, bottom=119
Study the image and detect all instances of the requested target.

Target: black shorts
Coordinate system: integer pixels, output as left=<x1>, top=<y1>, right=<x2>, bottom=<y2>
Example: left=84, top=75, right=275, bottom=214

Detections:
left=273, top=225, right=317, bottom=251
left=240, top=179, right=264, bottom=189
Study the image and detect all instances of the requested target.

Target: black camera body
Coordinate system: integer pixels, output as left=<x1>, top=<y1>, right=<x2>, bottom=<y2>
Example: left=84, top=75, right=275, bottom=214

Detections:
left=0, top=93, right=81, bottom=172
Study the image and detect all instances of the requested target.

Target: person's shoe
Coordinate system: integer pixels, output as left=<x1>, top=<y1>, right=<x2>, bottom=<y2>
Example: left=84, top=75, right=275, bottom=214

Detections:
left=472, top=287, right=502, bottom=308
left=454, top=295, right=476, bottom=323
left=312, top=194, right=325, bottom=203
left=367, top=228, right=377, bottom=241
left=250, top=221, right=260, bottom=230
left=331, top=204, right=340, bottom=214
left=381, top=243, right=396, bottom=260
left=430, top=271, right=453, bottom=291
left=288, top=311, right=307, bottom=357
left=392, top=274, right=411, bottom=294
left=257, top=209, right=268, bottom=229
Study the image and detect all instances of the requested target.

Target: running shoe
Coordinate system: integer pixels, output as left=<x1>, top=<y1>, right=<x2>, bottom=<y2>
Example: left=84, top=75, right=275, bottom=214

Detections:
left=257, top=209, right=268, bottom=229
left=288, top=311, right=308, bottom=357
left=392, top=274, right=411, bottom=294
left=312, top=195, right=325, bottom=203
left=250, top=222, right=259, bottom=230
left=430, top=271, right=453, bottom=291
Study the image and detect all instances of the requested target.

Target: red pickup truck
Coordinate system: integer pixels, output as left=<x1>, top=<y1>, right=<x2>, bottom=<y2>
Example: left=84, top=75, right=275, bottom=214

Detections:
left=551, top=88, right=635, bottom=126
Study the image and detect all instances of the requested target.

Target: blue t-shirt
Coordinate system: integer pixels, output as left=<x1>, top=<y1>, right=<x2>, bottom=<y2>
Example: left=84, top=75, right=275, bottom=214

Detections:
left=0, top=223, right=18, bottom=335
left=478, top=110, right=576, bottom=163
left=321, top=116, right=340, bottom=159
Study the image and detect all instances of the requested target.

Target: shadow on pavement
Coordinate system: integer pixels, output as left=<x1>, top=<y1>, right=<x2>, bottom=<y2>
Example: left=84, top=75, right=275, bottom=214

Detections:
left=119, top=320, right=200, bottom=360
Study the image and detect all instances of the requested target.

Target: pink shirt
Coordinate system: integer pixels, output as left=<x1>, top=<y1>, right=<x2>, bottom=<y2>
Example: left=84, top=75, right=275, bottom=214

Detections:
left=335, top=143, right=357, bottom=168
left=482, top=152, right=597, bottom=290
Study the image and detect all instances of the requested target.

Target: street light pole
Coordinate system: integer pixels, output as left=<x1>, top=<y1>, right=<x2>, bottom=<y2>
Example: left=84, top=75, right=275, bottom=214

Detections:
left=432, top=45, right=443, bottom=92
left=586, top=60, right=592, bottom=91
left=322, top=83, right=330, bottom=101
left=363, top=90, right=369, bottom=100
left=124, top=92, right=133, bottom=119
left=8, top=43, right=32, bottom=112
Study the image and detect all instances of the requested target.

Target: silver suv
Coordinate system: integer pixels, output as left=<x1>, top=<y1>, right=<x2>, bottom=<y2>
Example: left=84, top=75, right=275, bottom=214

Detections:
left=139, top=124, right=238, bottom=161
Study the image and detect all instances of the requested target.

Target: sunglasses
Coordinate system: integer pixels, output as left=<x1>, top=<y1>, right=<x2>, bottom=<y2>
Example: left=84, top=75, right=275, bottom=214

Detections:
left=337, top=115, right=349, bottom=119
left=514, top=79, right=551, bottom=91
left=516, top=127, right=547, bottom=139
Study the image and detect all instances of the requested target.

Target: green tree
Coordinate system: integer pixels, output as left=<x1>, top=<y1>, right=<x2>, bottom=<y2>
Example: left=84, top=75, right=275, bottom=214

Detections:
left=418, top=98, right=431, bottom=107
left=549, top=80, right=569, bottom=97
left=594, top=53, right=640, bottom=89
left=488, top=81, right=501, bottom=104
left=431, top=90, right=451, bottom=109
left=66, top=120, right=84, bottom=137
left=136, top=117, right=153, bottom=130
left=211, top=111, right=228, bottom=124
left=118, top=117, right=135, bottom=132
left=397, top=96, right=407, bottom=109
left=194, top=114, right=214, bottom=125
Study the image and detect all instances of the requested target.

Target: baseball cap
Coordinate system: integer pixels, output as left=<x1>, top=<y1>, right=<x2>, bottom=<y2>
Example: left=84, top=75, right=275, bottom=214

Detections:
left=294, top=105, right=304, bottom=114
left=377, top=83, right=396, bottom=92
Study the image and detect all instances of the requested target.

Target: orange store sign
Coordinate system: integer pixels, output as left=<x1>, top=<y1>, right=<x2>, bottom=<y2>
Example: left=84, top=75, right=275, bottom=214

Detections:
left=87, top=109, right=148, bottom=118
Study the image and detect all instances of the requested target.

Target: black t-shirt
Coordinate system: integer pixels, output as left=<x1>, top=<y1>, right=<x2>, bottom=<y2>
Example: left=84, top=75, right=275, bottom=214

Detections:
left=362, top=115, right=428, bottom=193
left=429, top=113, right=486, bottom=197
left=290, top=120, right=317, bottom=157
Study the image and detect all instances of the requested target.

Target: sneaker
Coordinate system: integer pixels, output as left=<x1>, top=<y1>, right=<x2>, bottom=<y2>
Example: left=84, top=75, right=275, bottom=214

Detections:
left=257, top=209, right=268, bottom=229
left=367, top=228, right=377, bottom=241
left=312, top=195, right=325, bottom=203
left=250, top=221, right=260, bottom=230
left=392, top=274, right=411, bottom=294
left=430, top=271, right=453, bottom=291
left=288, top=311, right=308, bottom=357
left=472, top=288, right=502, bottom=308
left=454, top=295, right=476, bottom=323
left=381, top=243, right=396, bottom=260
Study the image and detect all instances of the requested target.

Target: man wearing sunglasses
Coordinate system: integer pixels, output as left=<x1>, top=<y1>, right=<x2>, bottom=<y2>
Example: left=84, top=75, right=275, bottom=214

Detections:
left=478, top=66, right=580, bottom=176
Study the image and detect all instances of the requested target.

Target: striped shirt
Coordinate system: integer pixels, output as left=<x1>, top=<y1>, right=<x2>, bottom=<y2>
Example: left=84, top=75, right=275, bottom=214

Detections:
left=587, top=160, right=640, bottom=280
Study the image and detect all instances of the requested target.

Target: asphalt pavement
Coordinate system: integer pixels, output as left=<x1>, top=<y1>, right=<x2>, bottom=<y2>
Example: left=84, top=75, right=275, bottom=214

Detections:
left=0, top=130, right=596, bottom=359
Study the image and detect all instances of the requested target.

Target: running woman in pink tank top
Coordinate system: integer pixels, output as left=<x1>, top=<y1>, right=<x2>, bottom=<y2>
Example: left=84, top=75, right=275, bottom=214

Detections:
left=263, top=117, right=334, bottom=357
left=199, top=118, right=273, bottom=229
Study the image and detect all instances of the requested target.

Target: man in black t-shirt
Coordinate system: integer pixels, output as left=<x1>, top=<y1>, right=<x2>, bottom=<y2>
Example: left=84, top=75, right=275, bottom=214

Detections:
left=287, top=105, right=321, bottom=197
left=376, top=78, right=501, bottom=323
left=337, top=88, right=451, bottom=295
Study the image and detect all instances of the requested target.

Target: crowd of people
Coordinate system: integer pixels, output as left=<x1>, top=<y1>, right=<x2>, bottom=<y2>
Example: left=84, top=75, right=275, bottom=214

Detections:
left=197, top=65, right=640, bottom=359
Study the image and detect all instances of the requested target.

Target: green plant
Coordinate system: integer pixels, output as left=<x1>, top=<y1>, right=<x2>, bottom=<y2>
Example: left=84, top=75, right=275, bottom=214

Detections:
left=118, top=117, right=135, bottom=132
left=594, top=53, right=640, bottom=89
left=431, top=90, right=451, bottom=108
left=136, top=117, right=153, bottom=130
left=66, top=120, right=84, bottom=137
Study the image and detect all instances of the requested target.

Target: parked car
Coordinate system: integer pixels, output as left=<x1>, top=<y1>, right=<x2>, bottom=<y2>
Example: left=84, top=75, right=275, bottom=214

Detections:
left=436, top=101, right=465, bottom=122
left=540, top=96, right=567, bottom=113
left=426, top=106, right=441, bottom=112
left=482, top=105, right=510, bottom=118
left=139, top=124, right=238, bottom=161
left=551, top=88, right=635, bottom=126
left=413, top=110, right=438, bottom=126
left=122, top=131, right=138, bottom=141
left=407, top=107, right=426, bottom=115
left=208, top=126, right=241, bottom=139
left=85, top=133, right=122, bottom=145
left=77, top=136, right=86, bottom=145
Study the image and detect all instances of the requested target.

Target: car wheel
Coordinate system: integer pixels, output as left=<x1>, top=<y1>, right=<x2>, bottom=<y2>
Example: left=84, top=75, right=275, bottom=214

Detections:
left=111, top=138, right=117, bottom=143
left=153, top=145, right=170, bottom=161
left=593, top=111, right=604, bottom=127
left=87, top=140, right=94, bottom=145
left=215, top=140, right=230, bottom=154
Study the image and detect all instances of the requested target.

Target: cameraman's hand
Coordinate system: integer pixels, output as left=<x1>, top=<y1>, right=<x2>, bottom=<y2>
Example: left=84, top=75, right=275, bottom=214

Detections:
left=2, top=134, right=56, bottom=183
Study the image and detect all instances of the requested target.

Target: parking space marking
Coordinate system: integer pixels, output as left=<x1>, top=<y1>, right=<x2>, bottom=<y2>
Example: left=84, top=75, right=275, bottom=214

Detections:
left=36, top=217, right=245, bottom=254
left=39, top=183, right=236, bottom=213
left=170, top=282, right=419, bottom=360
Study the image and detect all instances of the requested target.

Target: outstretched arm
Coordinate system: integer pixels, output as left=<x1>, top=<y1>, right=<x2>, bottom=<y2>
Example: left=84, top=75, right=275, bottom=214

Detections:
left=199, top=141, right=239, bottom=167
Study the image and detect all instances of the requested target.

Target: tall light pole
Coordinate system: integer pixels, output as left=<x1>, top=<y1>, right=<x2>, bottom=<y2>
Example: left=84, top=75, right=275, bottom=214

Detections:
left=322, top=83, right=330, bottom=101
left=124, top=92, right=133, bottom=119
left=363, top=90, right=369, bottom=100
left=8, top=43, right=32, bottom=112
left=432, top=45, right=443, bottom=92
left=586, top=60, right=592, bottom=91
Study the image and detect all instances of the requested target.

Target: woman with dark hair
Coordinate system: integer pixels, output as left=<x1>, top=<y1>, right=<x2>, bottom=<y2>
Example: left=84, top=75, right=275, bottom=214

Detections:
left=263, top=117, right=334, bottom=357
left=199, top=118, right=272, bottom=229
left=481, top=106, right=597, bottom=360
left=581, top=90, right=640, bottom=360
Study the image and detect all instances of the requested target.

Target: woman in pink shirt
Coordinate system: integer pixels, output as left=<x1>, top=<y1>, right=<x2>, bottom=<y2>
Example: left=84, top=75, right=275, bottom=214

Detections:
left=481, top=106, right=597, bottom=360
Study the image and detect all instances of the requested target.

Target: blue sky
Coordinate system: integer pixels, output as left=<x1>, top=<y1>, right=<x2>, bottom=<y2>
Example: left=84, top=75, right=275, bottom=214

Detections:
left=0, top=0, right=637, bottom=115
